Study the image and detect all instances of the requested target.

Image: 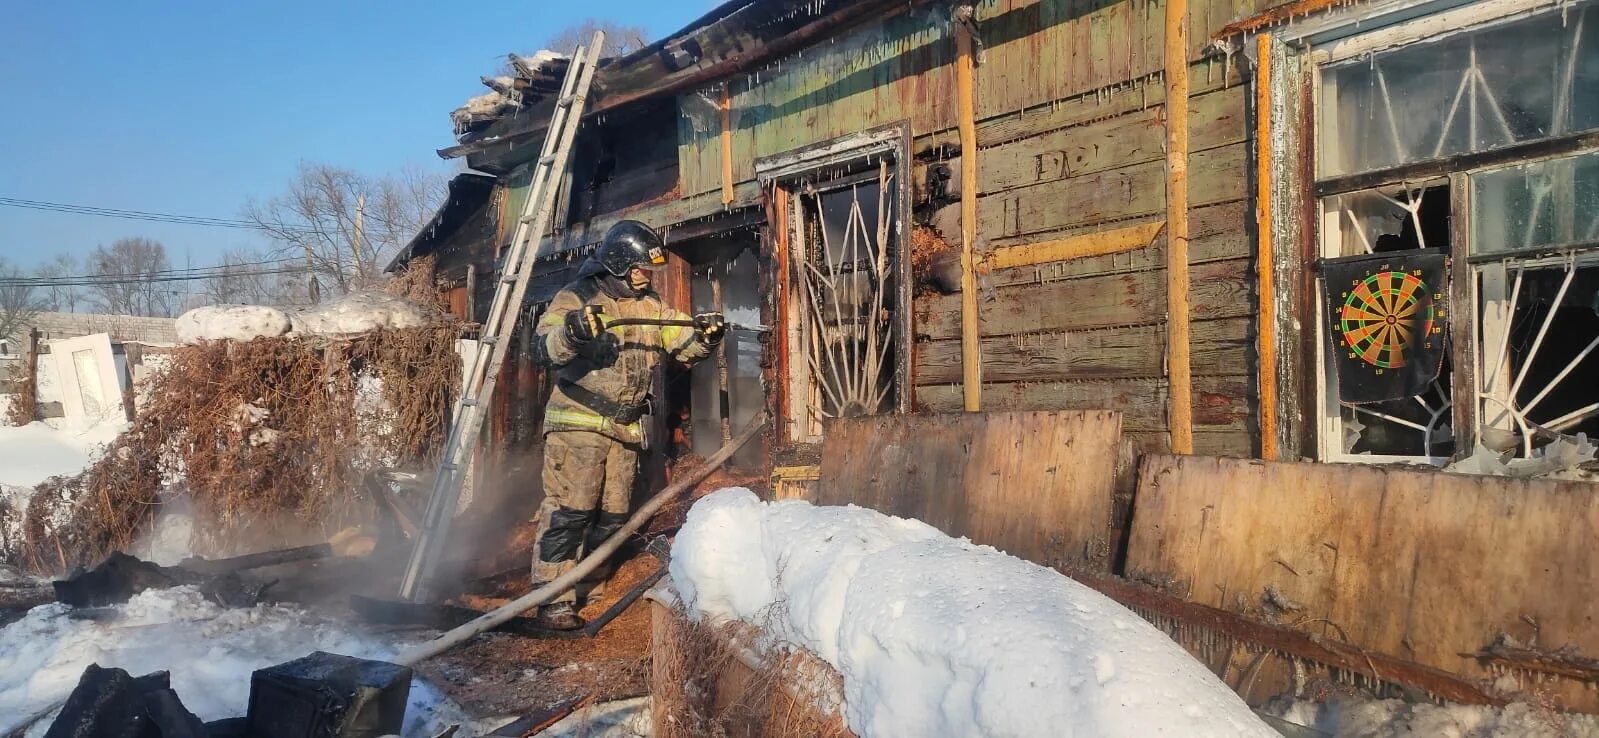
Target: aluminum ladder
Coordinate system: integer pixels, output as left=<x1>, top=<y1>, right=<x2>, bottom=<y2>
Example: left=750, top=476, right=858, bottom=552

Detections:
left=399, top=32, right=605, bottom=601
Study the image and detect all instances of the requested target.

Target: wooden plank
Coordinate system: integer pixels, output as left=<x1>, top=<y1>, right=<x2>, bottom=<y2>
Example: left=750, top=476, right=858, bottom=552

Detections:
left=815, top=411, right=1122, bottom=570
left=979, top=144, right=1246, bottom=241
left=981, top=220, right=1165, bottom=271
left=1255, top=34, right=1278, bottom=461
left=1164, top=0, right=1194, bottom=456
left=965, top=57, right=1240, bottom=151
left=720, top=83, right=735, bottom=204
left=913, top=317, right=1252, bottom=384
left=977, top=86, right=1246, bottom=195
left=1126, top=455, right=1599, bottom=711
left=1124, top=428, right=1253, bottom=457
left=913, top=376, right=1252, bottom=432
left=978, top=207, right=1249, bottom=287
left=915, top=257, right=1253, bottom=340
left=957, top=20, right=982, bottom=412
left=1069, top=571, right=1508, bottom=706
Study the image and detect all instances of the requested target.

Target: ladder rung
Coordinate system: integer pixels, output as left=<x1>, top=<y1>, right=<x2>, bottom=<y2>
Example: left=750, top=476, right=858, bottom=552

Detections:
left=501, top=273, right=519, bottom=284
left=461, top=398, right=480, bottom=407
left=556, top=94, right=577, bottom=108
left=539, top=154, right=558, bottom=166
left=480, top=336, right=500, bottom=346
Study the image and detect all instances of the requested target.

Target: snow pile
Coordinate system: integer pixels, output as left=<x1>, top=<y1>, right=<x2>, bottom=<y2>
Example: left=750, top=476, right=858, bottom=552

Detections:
left=0, top=420, right=125, bottom=489
left=287, top=291, right=432, bottom=337
left=0, top=587, right=471, bottom=736
left=670, top=489, right=1278, bottom=738
left=1267, top=695, right=1599, bottom=737
left=176, top=291, right=435, bottom=345
left=175, top=304, right=293, bottom=344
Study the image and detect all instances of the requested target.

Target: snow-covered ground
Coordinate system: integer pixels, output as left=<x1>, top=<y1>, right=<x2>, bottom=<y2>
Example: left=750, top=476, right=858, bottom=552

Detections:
left=670, top=488, right=1279, bottom=738
left=0, top=418, right=127, bottom=559
left=1267, top=695, right=1599, bottom=737
left=0, top=419, right=124, bottom=489
left=0, top=587, right=481, bottom=736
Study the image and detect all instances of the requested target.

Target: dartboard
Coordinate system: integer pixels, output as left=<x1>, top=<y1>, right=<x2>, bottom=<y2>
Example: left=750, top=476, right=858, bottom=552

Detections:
left=1336, top=268, right=1443, bottom=371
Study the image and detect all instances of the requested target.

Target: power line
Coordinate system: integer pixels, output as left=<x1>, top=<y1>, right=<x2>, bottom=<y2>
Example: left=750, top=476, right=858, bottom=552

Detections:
left=2, top=256, right=305, bottom=284
left=0, top=265, right=312, bottom=288
left=0, top=196, right=320, bottom=233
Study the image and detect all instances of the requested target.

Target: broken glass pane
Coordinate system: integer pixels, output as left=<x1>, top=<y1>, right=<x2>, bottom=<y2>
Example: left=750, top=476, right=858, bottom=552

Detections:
left=1472, top=150, right=1599, bottom=254
left=1318, top=184, right=1456, bottom=459
left=1319, top=3, right=1599, bottom=177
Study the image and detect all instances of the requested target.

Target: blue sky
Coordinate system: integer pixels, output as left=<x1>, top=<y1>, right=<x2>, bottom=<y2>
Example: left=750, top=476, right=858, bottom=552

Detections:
left=0, top=1, right=707, bottom=271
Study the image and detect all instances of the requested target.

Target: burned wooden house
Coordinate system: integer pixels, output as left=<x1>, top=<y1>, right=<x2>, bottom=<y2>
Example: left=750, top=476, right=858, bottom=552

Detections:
left=390, top=0, right=1599, bottom=711
left=398, top=0, right=1598, bottom=483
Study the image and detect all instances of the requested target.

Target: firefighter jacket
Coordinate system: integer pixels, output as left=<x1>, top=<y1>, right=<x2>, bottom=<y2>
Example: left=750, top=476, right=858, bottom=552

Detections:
left=537, top=271, right=712, bottom=442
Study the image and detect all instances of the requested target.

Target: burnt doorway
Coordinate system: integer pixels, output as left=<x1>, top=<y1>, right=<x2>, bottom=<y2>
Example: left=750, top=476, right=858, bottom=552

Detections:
left=668, top=224, right=767, bottom=469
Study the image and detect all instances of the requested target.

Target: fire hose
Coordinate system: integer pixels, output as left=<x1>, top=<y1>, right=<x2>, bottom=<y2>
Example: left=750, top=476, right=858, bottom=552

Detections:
left=601, top=315, right=773, bottom=333
left=393, top=410, right=768, bottom=666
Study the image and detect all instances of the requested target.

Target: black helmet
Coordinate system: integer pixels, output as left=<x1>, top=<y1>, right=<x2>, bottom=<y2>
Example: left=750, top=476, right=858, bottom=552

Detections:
left=596, top=220, right=667, bottom=277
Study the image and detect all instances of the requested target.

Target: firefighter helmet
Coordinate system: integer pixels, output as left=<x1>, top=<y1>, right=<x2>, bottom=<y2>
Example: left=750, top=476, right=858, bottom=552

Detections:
left=596, top=220, right=667, bottom=277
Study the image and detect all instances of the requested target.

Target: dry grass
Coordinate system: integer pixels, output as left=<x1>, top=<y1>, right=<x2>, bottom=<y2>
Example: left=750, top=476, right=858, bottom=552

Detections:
left=4, top=337, right=38, bottom=427
left=652, top=602, right=853, bottom=738
left=13, top=324, right=459, bottom=574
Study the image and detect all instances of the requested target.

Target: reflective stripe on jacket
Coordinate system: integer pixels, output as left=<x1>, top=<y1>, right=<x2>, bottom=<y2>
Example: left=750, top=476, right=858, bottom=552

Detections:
left=536, top=275, right=711, bottom=440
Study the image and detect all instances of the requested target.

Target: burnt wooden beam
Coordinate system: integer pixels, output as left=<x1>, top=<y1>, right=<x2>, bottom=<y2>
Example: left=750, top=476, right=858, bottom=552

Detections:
left=446, top=0, right=918, bottom=170
left=1465, top=645, right=1599, bottom=682
left=1068, top=571, right=1507, bottom=706
left=1212, top=0, right=1355, bottom=39
left=178, top=543, right=333, bottom=576
left=488, top=695, right=595, bottom=737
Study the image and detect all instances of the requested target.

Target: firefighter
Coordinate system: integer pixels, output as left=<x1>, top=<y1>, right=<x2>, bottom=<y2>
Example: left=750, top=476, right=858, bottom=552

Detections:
left=531, top=219, right=725, bottom=629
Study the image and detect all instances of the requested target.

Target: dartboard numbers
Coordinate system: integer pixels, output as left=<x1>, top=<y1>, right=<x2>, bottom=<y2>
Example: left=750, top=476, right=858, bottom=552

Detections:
left=1334, top=266, right=1438, bottom=373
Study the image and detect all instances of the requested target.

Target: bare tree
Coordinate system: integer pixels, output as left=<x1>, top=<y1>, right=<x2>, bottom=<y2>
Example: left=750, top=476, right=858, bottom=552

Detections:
left=35, top=253, right=82, bottom=313
left=85, top=238, right=175, bottom=317
left=545, top=19, right=651, bottom=56
left=0, top=257, right=45, bottom=343
left=243, top=162, right=447, bottom=304
left=199, top=248, right=298, bottom=307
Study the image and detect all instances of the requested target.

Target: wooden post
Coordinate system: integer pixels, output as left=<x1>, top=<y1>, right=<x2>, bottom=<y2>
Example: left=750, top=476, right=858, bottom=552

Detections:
left=956, top=18, right=982, bottom=412
left=720, top=83, right=735, bottom=205
left=1164, top=0, right=1193, bottom=453
left=1254, top=34, right=1279, bottom=461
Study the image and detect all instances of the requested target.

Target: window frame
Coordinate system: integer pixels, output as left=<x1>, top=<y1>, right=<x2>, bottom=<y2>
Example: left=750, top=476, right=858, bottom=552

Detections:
left=1303, top=0, right=1599, bottom=463
left=756, top=124, right=913, bottom=444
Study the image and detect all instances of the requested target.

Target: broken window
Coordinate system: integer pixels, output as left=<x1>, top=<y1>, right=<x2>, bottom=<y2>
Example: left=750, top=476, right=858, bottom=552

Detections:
left=1475, top=259, right=1599, bottom=455
left=1319, top=4, right=1599, bottom=178
left=793, top=161, right=902, bottom=436
left=1317, top=184, right=1456, bottom=460
left=1313, top=0, right=1599, bottom=463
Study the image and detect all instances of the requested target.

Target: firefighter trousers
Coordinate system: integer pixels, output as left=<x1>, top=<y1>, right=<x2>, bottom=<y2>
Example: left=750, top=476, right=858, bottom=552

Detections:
left=532, top=430, right=637, bottom=604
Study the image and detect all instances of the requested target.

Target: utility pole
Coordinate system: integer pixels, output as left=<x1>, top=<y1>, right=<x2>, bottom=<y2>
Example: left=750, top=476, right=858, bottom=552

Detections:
left=353, top=193, right=366, bottom=285
left=301, top=240, right=320, bottom=304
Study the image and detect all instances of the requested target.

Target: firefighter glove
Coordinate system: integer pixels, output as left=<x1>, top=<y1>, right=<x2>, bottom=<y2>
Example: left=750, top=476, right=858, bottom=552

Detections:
left=565, top=305, right=604, bottom=344
left=694, top=312, right=728, bottom=345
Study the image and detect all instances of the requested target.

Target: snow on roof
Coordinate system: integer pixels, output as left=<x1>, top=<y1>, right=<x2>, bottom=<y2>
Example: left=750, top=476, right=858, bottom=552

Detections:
left=175, top=292, right=437, bottom=346
left=670, top=489, right=1280, bottom=738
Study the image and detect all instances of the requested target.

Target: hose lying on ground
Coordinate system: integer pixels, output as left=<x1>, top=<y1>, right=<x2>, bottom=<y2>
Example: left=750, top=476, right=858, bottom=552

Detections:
left=394, top=411, right=769, bottom=666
